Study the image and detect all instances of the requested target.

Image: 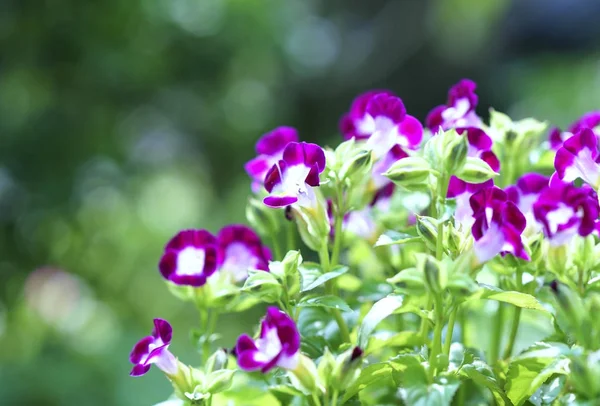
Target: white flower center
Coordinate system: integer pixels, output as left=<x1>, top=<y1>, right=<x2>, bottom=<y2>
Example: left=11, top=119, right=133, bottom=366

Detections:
left=254, top=326, right=283, bottom=362
left=177, top=247, right=206, bottom=276
left=221, top=243, right=259, bottom=282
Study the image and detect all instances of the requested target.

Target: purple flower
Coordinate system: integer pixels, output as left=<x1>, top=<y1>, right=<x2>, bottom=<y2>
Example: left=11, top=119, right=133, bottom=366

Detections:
left=371, top=144, right=409, bottom=190
left=217, top=225, right=272, bottom=282
left=549, top=111, right=600, bottom=150
left=130, top=318, right=178, bottom=377
left=263, top=141, right=326, bottom=208
left=533, top=177, right=599, bottom=246
left=159, top=229, right=218, bottom=287
left=339, top=91, right=423, bottom=158
left=245, top=127, right=299, bottom=192
left=426, top=79, right=483, bottom=131
left=235, top=307, right=300, bottom=373
left=505, top=173, right=550, bottom=232
left=447, top=128, right=500, bottom=230
left=470, top=187, right=529, bottom=263
left=555, top=128, right=600, bottom=188
left=569, top=111, right=600, bottom=135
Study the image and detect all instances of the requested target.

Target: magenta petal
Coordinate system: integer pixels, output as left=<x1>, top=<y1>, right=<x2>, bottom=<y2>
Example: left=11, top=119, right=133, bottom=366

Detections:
left=264, top=195, right=298, bottom=208
left=165, top=229, right=217, bottom=251
left=564, top=128, right=598, bottom=157
left=479, top=150, right=500, bottom=172
left=152, top=319, right=173, bottom=344
left=426, top=105, right=445, bottom=131
left=448, top=79, right=478, bottom=109
left=305, top=164, right=321, bottom=187
left=460, top=127, right=492, bottom=151
left=569, top=111, right=600, bottom=134
left=282, top=142, right=306, bottom=166
left=503, top=202, right=527, bottom=233
left=245, top=156, right=272, bottom=179
left=302, top=143, right=326, bottom=173
left=516, top=173, right=550, bottom=195
left=264, top=162, right=283, bottom=193
left=256, top=126, right=299, bottom=155
left=130, top=336, right=153, bottom=364
left=365, top=94, right=406, bottom=124
left=554, top=148, right=576, bottom=180
left=130, top=363, right=152, bottom=377
left=549, top=127, right=565, bottom=150
left=447, top=176, right=467, bottom=198
left=398, top=115, right=423, bottom=148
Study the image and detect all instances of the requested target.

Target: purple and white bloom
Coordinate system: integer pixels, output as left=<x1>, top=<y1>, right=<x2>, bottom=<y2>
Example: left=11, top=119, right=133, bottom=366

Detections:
left=447, top=128, right=500, bottom=231
left=426, top=79, right=483, bottom=131
left=235, top=307, right=300, bottom=373
left=533, top=177, right=599, bottom=246
left=555, top=128, right=600, bottom=189
left=549, top=111, right=600, bottom=150
left=130, top=318, right=178, bottom=377
left=470, top=187, right=529, bottom=263
left=263, top=141, right=326, bottom=208
left=505, top=173, right=550, bottom=233
left=217, top=225, right=272, bottom=282
left=159, top=229, right=218, bottom=287
left=339, top=91, right=423, bottom=158
left=245, top=127, right=299, bottom=192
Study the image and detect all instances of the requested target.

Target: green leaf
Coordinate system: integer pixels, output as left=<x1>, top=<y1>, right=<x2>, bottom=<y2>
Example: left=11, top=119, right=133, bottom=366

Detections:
left=241, top=270, right=283, bottom=303
left=460, top=362, right=511, bottom=406
left=357, top=295, right=405, bottom=348
left=341, top=363, right=393, bottom=403
left=366, top=331, right=424, bottom=355
left=469, top=284, right=549, bottom=312
left=399, top=376, right=460, bottom=406
left=389, top=354, right=428, bottom=387
left=298, top=295, right=352, bottom=312
left=301, top=265, right=348, bottom=292
left=374, top=230, right=421, bottom=247
left=529, top=376, right=565, bottom=406
left=505, top=356, right=570, bottom=406
left=269, top=384, right=305, bottom=397
left=298, top=262, right=322, bottom=291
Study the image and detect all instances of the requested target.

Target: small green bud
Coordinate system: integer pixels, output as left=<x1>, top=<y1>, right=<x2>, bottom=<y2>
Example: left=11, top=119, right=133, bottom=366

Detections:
left=292, top=192, right=331, bottom=252
left=288, top=354, right=324, bottom=395
left=416, top=215, right=438, bottom=252
left=446, top=273, right=479, bottom=297
left=331, top=347, right=364, bottom=391
left=549, top=281, right=585, bottom=339
left=241, top=270, right=283, bottom=303
left=205, top=348, right=229, bottom=373
left=384, top=156, right=431, bottom=188
left=417, top=254, right=446, bottom=294
left=205, top=369, right=236, bottom=394
left=443, top=131, right=468, bottom=175
left=246, top=197, right=280, bottom=237
left=387, top=267, right=427, bottom=296
left=546, top=244, right=569, bottom=277
left=455, top=157, right=497, bottom=183
left=270, top=250, right=302, bottom=298
left=316, top=347, right=336, bottom=390
left=339, top=149, right=373, bottom=183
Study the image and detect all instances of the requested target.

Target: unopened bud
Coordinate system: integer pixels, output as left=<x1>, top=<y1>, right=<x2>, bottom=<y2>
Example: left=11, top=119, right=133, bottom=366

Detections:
left=384, top=157, right=431, bottom=188
left=418, top=254, right=446, bottom=294
left=443, top=132, right=468, bottom=175
left=456, top=157, right=497, bottom=184
left=241, top=270, right=283, bottom=303
left=387, top=267, right=426, bottom=296
left=205, top=348, right=229, bottom=373
left=339, top=149, right=373, bottom=182
left=416, top=215, right=438, bottom=252
left=331, top=346, right=364, bottom=391
left=288, top=354, right=324, bottom=395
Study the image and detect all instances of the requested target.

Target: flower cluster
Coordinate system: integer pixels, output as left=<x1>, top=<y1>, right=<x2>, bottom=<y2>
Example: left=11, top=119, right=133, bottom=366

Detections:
left=129, top=79, right=600, bottom=406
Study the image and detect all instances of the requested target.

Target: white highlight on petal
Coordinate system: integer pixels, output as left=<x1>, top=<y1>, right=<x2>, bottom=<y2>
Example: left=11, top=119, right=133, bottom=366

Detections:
left=221, top=242, right=259, bottom=282
left=454, top=192, right=475, bottom=232
left=546, top=203, right=579, bottom=246
left=177, top=247, right=206, bottom=276
left=564, top=148, right=600, bottom=187
left=474, top=222, right=504, bottom=263
left=254, top=325, right=283, bottom=363
left=345, top=209, right=376, bottom=240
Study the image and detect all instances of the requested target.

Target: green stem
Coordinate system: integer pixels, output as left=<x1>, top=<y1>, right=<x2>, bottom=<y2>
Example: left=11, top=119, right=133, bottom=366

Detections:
left=331, top=389, right=339, bottom=406
left=312, top=393, right=323, bottom=406
left=331, top=182, right=345, bottom=268
left=419, top=297, right=433, bottom=344
left=319, top=244, right=350, bottom=343
left=272, top=233, right=283, bottom=260
left=459, top=305, right=468, bottom=348
left=503, top=269, right=523, bottom=359
left=286, top=220, right=296, bottom=252
left=428, top=295, right=445, bottom=380
left=443, top=305, right=458, bottom=356
left=489, top=303, right=504, bottom=365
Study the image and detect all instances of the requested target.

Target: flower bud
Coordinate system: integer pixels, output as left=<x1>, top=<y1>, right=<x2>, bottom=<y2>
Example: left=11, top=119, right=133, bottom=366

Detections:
left=331, top=346, right=364, bottom=391
left=316, top=347, right=336, bottom=390
left=384, top=156, right=431, bottom=188
left=205, top=348, right=229, bottom=373
left=241, top=270, right=283, bottom=303
left=292, top=191, right=331, bottom=252
left=288, top=354, right=325, bottom=395
left=455, top=157, right=497, bottom=184
left=418, top=254, right=446, bottom=294
left=387, top=267, right=427, bottom=296
left=269, top=250, right=302, bottom=298
left=546, top=244, right=569, bottom=277
left=443, top=131, right=468, bottom=175
left=339, top=149, right=373, bottom=183
left=205, top=369, right=236, bottom=394
left=246, top=197, right=281, bottom=237
left=549, top=281, right=585, bottom=342
left=416, top=215, right=438, bottom=252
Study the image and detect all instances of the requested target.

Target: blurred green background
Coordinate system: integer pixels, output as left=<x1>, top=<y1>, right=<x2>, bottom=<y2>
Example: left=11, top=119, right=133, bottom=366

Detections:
left=1, top=0, right=599, bottom=404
